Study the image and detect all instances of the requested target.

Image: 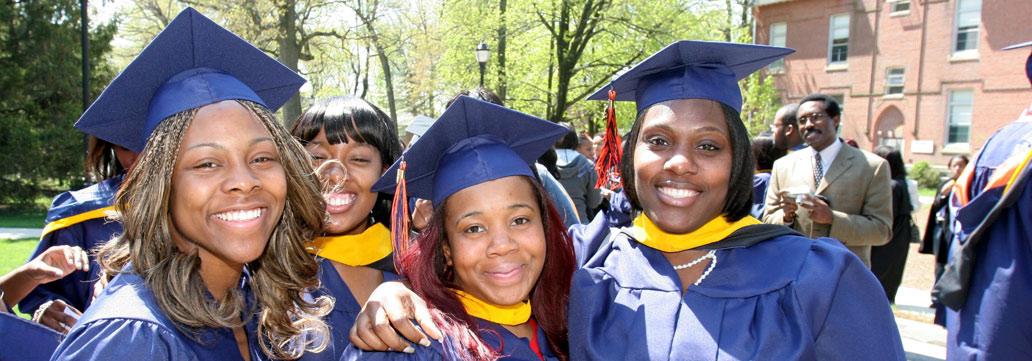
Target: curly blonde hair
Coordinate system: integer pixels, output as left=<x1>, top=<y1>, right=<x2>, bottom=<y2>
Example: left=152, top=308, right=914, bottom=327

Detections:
left=98, top=100, right=332, bottom=360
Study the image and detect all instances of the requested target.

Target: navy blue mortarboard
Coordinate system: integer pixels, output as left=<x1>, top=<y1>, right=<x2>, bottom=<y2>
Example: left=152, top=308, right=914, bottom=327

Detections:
left=586, top=41, right=794, bottom=113
left=74, top=8, right=305, bottom=152
left=373, top=96, right=566, bottom=205
left=1002, top=40, right=1032, bottom=85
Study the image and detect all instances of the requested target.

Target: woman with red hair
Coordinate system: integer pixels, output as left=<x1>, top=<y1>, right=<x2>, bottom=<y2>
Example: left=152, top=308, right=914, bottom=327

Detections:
left=341, top=96, right=574, bottom=360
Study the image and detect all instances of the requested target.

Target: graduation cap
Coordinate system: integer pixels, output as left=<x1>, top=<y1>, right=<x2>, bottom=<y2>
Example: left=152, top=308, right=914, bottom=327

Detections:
left=373, top=96, right=566, bottom=205
left=586, top=40, right=795, bottom=113
left=585, top=41, right=794, bottom=192
left=74, top=7, right=305, bottom=153
left=1002, top=40, right=1032, bottom=85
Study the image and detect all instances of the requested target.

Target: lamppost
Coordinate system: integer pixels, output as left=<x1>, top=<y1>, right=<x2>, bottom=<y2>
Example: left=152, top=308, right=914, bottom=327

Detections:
left=475, top=41, right=490, bottom=87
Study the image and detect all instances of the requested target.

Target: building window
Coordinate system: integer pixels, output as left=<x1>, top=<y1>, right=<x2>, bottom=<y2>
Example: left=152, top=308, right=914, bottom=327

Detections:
left=885, top=68, right=905, bottom=96
left=954, top=0, right=981, bottom=54
left=889, top=0, right=911, bottom=14
left=828, top=14, right=850, bottom=64
left=768, top=22, right=787, bottom=71
left=947, top=90, right=973, bottom=144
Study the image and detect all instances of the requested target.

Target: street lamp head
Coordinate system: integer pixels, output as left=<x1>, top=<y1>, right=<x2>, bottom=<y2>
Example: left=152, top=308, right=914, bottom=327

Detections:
left=475, top=41, right=490, bottom=64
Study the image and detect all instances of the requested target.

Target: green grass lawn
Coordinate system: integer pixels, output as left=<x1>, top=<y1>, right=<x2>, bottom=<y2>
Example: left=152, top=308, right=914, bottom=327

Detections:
left=1, top=237, right=39, bottom=318
left=0, top=208, right=46, bottom=228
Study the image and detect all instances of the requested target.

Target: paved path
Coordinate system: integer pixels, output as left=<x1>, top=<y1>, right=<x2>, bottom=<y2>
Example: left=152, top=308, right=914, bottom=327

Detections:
left=0, top=227, right=41, bottom=240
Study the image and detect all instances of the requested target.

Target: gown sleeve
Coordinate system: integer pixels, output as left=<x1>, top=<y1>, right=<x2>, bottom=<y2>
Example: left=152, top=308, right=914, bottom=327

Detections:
left=1, top=312, right=63, bottom=361
left=798, top=239, right=906, bottom=361
left=50, top=318, right=195, bottom=361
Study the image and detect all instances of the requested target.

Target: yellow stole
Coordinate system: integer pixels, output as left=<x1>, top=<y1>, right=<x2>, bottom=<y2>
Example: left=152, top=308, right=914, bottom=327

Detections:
left=307, top=223, right=392, bottom=267
left=631, top=214, right=761, bottom=252
left=453, top=289, right=532, bottom=326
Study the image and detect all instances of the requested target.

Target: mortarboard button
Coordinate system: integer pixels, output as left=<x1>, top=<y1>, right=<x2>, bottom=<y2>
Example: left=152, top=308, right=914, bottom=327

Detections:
left=74, top=7, right=305, bottom=153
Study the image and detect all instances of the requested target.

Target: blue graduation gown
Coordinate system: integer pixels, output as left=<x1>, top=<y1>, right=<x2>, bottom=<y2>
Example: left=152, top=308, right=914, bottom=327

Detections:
left=945, top=116, right=1032, bottom=360
left=302, top=258, right=399, bottom=361
left=751, top=172, right=771, bottom=219
left=50, top=266, right=267, bottom=361
left=19, top=176, right=123, bottom=314
left=340, top=319, right=557, bottom=360
left=0, top=311, right=63, bottom=361
left=568, top=228, right=905, bottom=360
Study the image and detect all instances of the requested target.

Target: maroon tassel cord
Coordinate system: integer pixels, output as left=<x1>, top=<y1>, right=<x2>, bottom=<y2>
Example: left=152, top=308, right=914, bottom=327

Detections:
left=390, top=159, right=410, bottom=271
left=594, top=88, right=623, bottom=190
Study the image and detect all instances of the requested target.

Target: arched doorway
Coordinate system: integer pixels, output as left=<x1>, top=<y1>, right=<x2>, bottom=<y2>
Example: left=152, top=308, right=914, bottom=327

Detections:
left=875, top=106, right=905, bottom=152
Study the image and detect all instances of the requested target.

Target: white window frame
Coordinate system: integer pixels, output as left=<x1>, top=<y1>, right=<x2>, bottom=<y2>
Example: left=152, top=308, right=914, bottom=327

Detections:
left=946, top=89, right=973, bottom=145
left=885, top=67, right=905, bottom=97
left=888, top=0, right=911, bottom=15
left=828, top=14, right=850, bottom=65
left=952, top=0, right=981, bottom=56
left=768, top=22, right=787, bottom=72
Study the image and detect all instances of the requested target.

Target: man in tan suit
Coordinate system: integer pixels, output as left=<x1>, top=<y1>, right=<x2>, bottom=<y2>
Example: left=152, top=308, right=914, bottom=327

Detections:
left=763, top=94, right=892, bottom=267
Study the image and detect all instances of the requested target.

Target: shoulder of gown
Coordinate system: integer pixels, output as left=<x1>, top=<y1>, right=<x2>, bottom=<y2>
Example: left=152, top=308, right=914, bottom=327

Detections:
left=49, top=271, right=194, bottom=361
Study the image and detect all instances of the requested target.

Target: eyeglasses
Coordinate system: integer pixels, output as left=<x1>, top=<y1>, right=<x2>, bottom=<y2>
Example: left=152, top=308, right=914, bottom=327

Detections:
left=798, top=112, right=829, bottom=124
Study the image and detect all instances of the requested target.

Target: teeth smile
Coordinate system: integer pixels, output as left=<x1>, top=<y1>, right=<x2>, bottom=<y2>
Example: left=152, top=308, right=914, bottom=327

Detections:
left=215, top=208, right=264, bottom=222
left=658, top=187, right=699, bottom=199
left=325, top=193, right=355, bottom=207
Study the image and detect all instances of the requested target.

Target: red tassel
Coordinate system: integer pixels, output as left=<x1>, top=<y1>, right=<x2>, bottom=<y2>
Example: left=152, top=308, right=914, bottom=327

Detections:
left=594, top=88, right=623, bottom=190
left=390, top=159, right=410, bottom=271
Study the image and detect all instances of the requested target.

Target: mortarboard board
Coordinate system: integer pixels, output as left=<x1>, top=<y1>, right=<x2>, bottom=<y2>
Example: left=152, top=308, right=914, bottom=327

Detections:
left=372, top=96, right=567, bottom=206
left=1002, top=40, right=1032, bottom=85
left=586, top=40, right=794, bottom=113
left=74, top=7, right=306, bottom=153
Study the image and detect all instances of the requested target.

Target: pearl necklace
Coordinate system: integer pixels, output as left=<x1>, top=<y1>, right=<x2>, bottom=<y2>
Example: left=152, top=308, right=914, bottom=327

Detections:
left=671, top=250, right=718, bottom=286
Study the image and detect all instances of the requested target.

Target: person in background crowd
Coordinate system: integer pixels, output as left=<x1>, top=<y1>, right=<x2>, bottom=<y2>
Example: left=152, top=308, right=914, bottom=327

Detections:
left=19, top=137, right=137, bottom=333
left=770, top=103, right=805, bottom=152
left=576, top=133, right=595, bottom=160
left=764, top=93, right=893, bottom=267
left=554, top=124, right=601, bottom=223
left=290, top=96, right=403, bottom=360
left=750, top=136, right=785, bottom=219
left=50, top=8, right=331, bottom=360
left=919, top=154, right=968, bottom=325
left=870, top=146, right=916, bottom=303
left=591, top=134, right=604, bottom=162
left=935, top=40, right=1032, bottom=360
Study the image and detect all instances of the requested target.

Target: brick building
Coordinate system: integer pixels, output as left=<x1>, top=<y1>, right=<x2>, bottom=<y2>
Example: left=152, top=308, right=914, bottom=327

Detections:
left=753, top=0, right=1032, bottom=166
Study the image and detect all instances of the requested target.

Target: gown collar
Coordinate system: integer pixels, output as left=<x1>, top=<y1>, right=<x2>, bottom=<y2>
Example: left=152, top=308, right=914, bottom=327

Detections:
left=307, top=223, right=392, bottom=267
left=629, top=214, right=760, bottom=252
left=453, top=289, right=532, bottom=326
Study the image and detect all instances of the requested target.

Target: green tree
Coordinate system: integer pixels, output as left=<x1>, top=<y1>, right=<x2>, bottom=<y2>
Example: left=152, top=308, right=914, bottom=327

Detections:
left=0, top=0, right=116, bottom=205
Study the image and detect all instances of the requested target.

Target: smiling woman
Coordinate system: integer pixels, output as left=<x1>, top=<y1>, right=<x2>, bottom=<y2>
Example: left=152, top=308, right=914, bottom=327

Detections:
left=289, top=96, right=403, bottom=360
left=342, top=97, right=575, bottom=361
left=48, top=8, right=332, bottom=361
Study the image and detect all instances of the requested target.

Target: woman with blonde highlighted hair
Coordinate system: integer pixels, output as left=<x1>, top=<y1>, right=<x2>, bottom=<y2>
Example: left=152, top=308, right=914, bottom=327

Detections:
left=51, top=8, right=331, bottom=361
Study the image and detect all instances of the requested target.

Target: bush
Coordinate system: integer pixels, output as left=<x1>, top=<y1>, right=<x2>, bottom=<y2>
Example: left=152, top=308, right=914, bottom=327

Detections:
left=910, top=161, right=944, bottom=189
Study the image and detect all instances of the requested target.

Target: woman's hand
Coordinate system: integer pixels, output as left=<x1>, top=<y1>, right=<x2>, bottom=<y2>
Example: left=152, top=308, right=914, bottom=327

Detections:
left=33, top=299, right=81, bottom=334
left=349, top=281, right=442, bottom=352
left=25, top=246, right=90, bottom=284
